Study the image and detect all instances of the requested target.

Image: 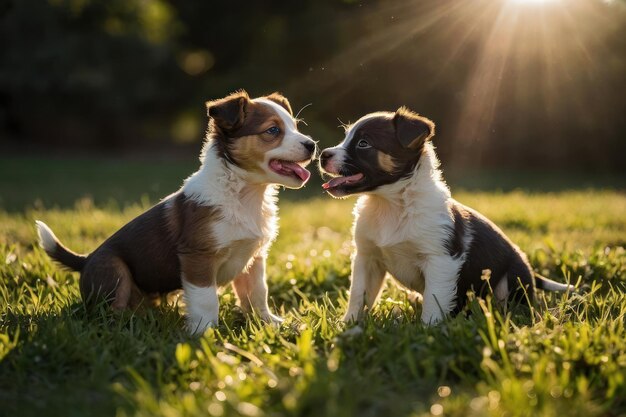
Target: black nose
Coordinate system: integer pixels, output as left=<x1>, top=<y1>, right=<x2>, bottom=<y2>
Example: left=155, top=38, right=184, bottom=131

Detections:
left=302, top=141, right=316, bottom=155
left=320, top=150, right=333, bottom=166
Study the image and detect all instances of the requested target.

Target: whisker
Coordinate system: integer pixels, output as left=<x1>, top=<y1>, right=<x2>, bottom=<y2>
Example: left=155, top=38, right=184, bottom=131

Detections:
left=295, top=103, right=313, bottom=120
left=336, top=117, right=351, bottom=131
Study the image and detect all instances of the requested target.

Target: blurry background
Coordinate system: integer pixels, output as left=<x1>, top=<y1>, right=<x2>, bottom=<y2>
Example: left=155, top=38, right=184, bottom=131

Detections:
left=0, top=0, right=625, bottom=209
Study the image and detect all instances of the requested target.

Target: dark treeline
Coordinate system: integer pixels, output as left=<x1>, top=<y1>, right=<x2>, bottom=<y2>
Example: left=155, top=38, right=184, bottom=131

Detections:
left=1, top=0, right=625, bottom=171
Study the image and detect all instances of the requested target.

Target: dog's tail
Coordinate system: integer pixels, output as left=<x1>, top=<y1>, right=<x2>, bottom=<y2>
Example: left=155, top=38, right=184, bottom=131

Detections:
left=534, top=272, right=576, bottom=292
left=36, top=220, right=87, bottom=272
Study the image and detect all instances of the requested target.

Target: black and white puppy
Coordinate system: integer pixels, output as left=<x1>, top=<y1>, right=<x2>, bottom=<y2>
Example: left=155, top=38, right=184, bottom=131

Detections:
left=319, top=107, right=573, bottom=324
left=37, top=90, right=316, bottom=334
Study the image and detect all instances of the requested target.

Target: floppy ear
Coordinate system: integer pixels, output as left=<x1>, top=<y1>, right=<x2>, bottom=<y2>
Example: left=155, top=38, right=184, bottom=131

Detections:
left=265, top=92, right=293, bottom=116
left=206, top=90, right=250, bottom=131
left=393, top=106, right=435, bottom=150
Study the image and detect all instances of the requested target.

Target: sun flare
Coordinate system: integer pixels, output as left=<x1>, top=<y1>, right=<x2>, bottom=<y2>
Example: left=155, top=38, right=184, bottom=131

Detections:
left=307, top=0, right=621, bottom=166
left=511, top=0, right=557, bottom=3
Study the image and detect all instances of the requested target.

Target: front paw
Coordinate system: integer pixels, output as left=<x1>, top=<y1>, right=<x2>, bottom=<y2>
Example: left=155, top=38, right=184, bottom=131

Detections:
left=186, top=316, right=217, bottom=335
left=261, top=312, right=284, bottom=325
left=342, top=310, right=360, bottom=323
left=406, top=291, right=423, bottom=304
left=420, top=311, right=444, bottom=326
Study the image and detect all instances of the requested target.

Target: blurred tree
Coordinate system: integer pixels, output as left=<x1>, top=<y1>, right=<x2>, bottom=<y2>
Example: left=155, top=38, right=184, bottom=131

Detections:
left=1, top=0, right=624, bottom=171
left=0, top=0, right=187, bottom=147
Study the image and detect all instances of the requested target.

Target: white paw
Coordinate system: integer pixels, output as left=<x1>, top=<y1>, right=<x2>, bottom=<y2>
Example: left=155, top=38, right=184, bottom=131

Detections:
left=342, top=310, right=360, bottom=323
left=420, top=312, right=443, bottom=326
left=407, top=291, right=423, bottom=304
left=186, top=316, right=217, bottom=335
left=341, top=325, right=364, bottom=338
left=261, top=312, right=284, bottom=326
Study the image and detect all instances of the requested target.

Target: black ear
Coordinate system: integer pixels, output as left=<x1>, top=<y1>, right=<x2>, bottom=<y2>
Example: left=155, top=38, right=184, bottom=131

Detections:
left=393, top=106, right=435, bottom=150
left=265, top=92, right=293, bottom=116
left=206, top=90, right=250, bottom=131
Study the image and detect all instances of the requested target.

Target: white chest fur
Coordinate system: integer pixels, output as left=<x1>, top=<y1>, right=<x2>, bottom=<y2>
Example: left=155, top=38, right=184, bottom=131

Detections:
left=353, top=146, right=456, bottom=294
left=214, top=238, right=262, bottom=285
left=379, top=242, right=426, bottom=292
left=354, top=199, right=423, bottom=291
left=182, top=146, right=279, bottom=285
left=210, top=193, right=277, bottom=284
left=345, top=144, right=469, bottom=324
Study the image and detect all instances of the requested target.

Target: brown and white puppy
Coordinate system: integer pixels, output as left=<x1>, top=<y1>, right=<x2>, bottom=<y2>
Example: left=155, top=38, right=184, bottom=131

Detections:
left=319, top=107, right=573, bottom=324
left=36, top=90, right=316, bottom=334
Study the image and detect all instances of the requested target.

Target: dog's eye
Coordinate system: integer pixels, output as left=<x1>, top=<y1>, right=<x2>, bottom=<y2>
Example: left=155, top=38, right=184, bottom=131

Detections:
left=265, top=126, right=281, bottom=136
left=357, top=139, right=371, bottom=149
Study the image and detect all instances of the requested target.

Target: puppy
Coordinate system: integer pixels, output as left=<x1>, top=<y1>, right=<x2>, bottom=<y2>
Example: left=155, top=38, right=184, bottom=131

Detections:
left=319, top=107, right=573, bottom=324
left=36, top=90, right=316, bottom=334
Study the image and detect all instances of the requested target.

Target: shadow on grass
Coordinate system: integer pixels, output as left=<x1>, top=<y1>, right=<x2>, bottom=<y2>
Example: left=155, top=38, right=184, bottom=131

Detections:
left=0, top=301, right=189, bottom=417
left=0, top=288, right=478, bottom=417
left=1, top=263, right=623, bottom=417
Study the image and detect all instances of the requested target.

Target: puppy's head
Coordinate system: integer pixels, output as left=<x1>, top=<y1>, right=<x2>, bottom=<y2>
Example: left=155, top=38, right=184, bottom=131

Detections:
left=319, top=107, right=434, bottom=197
left=206, top=90, right=316, bottom=189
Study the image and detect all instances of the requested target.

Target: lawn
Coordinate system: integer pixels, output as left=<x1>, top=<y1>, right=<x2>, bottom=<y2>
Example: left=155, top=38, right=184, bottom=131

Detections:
left=0, top=157, right=625, bottom=417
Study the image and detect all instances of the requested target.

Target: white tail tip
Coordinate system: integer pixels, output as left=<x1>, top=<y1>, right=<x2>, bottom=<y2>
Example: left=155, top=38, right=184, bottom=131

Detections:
left=542, top=280, right=575, bottom=292
left=35, top=220, right=57, bottom=253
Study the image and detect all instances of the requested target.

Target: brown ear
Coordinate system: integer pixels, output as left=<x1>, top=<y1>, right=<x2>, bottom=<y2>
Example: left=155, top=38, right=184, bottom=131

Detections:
left=393, top=106, right=435, bottom=150
left=206, top=90, right=250, bottom=131
left=265, top=92, right=293, bottom=116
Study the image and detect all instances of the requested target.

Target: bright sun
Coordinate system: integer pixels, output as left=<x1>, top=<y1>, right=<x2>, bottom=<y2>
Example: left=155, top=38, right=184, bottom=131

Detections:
left=510, top=0, right=557, bottom=3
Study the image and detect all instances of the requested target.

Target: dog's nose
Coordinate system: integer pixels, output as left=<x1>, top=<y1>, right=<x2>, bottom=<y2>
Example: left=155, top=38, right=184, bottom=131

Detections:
left=320, top=149, right=334, bottom=166
left=302, top=141, right=316, bottom=156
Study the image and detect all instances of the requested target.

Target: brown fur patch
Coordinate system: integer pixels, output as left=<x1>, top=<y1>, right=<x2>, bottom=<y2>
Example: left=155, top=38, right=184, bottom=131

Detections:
left=207, top=92, right=294, bottom=170
left=206, top=90, right=249, bottom=132
left=394, top=107, right=435, bottom=150
left=265, top=92, right=293, bottom=115
left=229, top=133, right=284, bottom=172
left=70, top=192, right=229, bottom=306
left=377, top=151, right=397, bottom=174
left=227, top=100, right=287, bottom=171
left=231, top=100, right=286, bottom=137
left=175, top=199, right=225, bottom=287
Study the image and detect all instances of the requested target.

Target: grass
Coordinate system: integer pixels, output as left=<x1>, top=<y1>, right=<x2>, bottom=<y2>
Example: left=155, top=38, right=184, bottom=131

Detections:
left=0, top=157, right=625, bottom=417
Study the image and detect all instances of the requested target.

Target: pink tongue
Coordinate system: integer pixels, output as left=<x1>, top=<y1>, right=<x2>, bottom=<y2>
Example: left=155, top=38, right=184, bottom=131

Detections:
left=322, top=173, right=364, bottom=189
left=281, top=161, right=311, bottom=182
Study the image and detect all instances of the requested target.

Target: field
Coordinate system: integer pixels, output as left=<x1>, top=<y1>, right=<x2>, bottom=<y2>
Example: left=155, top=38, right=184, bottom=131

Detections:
left=0, top=157, right=625, bottom=417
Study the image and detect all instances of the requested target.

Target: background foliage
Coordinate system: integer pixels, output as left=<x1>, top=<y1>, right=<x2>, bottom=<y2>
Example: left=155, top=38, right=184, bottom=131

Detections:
left=1, top=0, right=625, bottom=170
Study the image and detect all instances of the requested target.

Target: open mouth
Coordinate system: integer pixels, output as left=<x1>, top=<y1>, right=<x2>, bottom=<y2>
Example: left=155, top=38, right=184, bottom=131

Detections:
left=322, top=172, right=364, bottom=192
left=269, top=159, right=312, bottom=183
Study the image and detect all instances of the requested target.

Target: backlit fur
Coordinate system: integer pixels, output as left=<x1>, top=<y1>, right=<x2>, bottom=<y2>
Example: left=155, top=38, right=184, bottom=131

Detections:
left=36, top=91, right=315, bottom=335
left=319, top=108, right=574, bottom=325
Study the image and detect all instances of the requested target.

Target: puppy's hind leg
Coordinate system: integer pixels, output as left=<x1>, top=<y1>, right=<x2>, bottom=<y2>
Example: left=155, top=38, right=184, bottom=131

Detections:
left=503, top=258, right=545, bottom=319
left=405, top=290, right=423, bottom=305
left=506, top=258, right=535, bottom=306
left=80, top=252, right=137, bottom=309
